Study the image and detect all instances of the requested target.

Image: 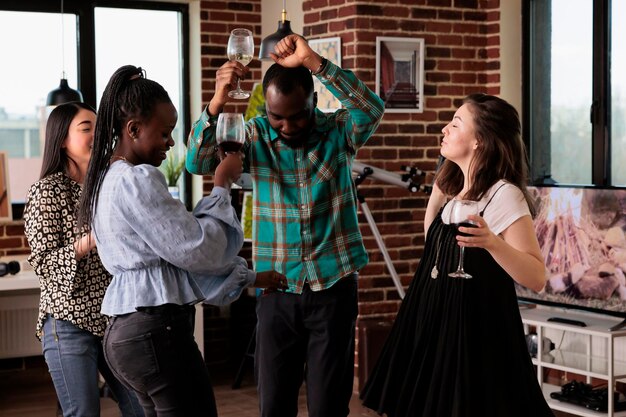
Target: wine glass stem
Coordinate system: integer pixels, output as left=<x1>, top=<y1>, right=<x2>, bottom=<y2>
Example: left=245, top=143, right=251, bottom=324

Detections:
left=236, top=78, right=242, bottom=92
left=457, top=246, right=466, bottom=272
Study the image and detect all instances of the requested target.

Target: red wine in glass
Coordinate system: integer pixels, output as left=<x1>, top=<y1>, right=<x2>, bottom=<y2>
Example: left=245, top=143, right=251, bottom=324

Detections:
left=219, top=141, right=243, bottom=154
left=216, top=113, right=245, bottom=154
left=454, top=221, right=478, bottom=237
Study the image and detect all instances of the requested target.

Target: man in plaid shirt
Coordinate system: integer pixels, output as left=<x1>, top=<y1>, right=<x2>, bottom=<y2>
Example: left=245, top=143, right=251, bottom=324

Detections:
left=186, top=34, right=384, bottom=417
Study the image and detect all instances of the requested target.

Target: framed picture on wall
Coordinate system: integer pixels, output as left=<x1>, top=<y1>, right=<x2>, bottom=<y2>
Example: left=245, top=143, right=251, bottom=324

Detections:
left=308, top=37, right=342, bottom=113
left=0, top=152, right=13, bottom=221
left=375, top=37, right=425, bottom=113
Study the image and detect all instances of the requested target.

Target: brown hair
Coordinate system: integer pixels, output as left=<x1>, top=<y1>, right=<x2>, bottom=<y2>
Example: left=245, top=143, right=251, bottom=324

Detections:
left=436, top=93, right=534, bottom=215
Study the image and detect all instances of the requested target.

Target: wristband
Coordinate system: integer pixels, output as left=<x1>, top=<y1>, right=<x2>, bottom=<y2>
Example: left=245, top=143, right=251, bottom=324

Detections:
left=312, top=57, right=327, bottom=75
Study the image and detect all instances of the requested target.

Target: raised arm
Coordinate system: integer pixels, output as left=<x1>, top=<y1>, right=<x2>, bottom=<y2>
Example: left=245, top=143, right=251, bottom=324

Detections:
left=186, top=60, right=253, bottom=175
left=272, top=34, right=384, bottom=151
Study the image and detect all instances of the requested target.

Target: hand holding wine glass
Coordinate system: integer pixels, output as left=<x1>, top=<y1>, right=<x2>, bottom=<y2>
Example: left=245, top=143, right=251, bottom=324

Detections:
left=448, top=200, right=480, bottom=279
left=227, top=28, right=254, bottom=99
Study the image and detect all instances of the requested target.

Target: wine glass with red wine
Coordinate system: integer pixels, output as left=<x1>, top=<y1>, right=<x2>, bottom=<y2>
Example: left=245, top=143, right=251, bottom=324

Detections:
left=448, top=199, right=480, bottom=279
left=216, top=113, right=245, bottom=154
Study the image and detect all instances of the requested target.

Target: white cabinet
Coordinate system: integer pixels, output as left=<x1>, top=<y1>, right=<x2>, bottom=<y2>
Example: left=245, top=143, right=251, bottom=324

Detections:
left=521, top=307, right=626, bottom=416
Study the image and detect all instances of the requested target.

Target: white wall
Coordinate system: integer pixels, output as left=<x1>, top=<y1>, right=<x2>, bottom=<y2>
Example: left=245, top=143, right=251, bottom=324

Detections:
left=500, top=0, right=523, bottom=115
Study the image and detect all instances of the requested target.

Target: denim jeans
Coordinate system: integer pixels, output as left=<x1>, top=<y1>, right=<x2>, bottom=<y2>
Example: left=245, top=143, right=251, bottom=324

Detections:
left=103, top=304, right=217, bottom=417
left=42, top=315, right=144, bottom=417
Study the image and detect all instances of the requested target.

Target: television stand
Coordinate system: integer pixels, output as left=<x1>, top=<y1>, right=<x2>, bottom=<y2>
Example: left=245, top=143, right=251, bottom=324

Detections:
left=520, top=307, right=626, bottom=416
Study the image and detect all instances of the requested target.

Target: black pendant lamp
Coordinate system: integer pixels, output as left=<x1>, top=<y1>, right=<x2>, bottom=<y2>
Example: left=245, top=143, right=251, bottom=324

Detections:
left=258, top=0, right=295, bottom=60
left=46, top=0, right=83, bottom=106
left=47, top=78, right=83, bottom=106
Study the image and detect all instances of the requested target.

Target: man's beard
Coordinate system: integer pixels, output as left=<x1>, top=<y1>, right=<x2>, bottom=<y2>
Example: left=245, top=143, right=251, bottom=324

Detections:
left=281, top=136, right=307, bottom=148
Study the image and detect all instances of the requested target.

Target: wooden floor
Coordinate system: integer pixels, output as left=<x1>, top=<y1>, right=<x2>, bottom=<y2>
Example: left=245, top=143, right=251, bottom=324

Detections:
left=0, top=356, right=377, bottom=417
left=0, top=357, right=576, bottom=417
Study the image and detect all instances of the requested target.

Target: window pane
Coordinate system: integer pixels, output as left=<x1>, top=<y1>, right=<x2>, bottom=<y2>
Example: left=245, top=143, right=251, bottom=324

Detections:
left=95, top=8, right=187, bottom=195
left=549, top=0, right=593, bottom=184
left=612, top=1, right=626, bottom=186
left=0, top=11, right=78, bottom=203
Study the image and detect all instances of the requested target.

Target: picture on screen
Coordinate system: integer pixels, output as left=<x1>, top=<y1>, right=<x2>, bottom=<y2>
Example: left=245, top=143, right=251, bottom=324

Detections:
left=516, top=186, right=626, bottom=316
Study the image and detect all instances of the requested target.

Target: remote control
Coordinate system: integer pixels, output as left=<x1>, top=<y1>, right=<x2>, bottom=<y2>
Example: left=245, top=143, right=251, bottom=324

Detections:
left=547, top=317, right=587, bottom=327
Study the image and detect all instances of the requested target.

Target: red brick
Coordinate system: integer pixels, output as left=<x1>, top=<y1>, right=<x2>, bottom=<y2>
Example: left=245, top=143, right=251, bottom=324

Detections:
left=5, top=225, right=25, bottom=236
left=0, top=238, right=23, bottom=249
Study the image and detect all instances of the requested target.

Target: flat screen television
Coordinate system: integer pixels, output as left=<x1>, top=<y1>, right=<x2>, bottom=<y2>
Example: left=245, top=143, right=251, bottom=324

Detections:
left=515, top=185, right=626, bottom=329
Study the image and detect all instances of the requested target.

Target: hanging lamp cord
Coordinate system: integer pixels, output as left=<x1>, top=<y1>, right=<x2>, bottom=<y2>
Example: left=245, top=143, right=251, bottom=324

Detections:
left=60, top=0, right=66, bottom=78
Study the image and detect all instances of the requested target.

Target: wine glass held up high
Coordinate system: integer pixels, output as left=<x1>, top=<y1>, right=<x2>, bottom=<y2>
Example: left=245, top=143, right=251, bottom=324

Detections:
left=227, top=28, right=254, bottom=99
left=448, top=199, right=480, bottom=279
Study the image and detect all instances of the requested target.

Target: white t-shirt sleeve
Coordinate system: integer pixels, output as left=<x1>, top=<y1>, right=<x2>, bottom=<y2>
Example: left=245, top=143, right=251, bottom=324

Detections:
left=482, top=182, right=531, bottom=235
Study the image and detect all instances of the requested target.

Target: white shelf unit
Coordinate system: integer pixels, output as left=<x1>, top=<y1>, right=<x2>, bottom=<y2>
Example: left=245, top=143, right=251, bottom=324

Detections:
left=521, top=307, right=626, bottom=416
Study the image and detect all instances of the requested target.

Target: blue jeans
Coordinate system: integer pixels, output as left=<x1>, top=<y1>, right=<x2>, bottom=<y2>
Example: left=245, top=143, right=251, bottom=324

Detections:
left=42, top=315, right=144, bottom=417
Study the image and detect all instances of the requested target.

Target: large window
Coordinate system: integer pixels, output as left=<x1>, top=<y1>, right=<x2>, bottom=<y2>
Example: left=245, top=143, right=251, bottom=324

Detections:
left=0, top=1, right=190, bottom=214
left=612, top=1, right=626, bottom=186
left=524, top=0, right=624, bottom=186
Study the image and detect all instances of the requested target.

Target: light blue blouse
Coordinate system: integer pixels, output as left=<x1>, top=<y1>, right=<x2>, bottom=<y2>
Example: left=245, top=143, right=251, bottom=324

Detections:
left=94, top=161, right=255, bottom=316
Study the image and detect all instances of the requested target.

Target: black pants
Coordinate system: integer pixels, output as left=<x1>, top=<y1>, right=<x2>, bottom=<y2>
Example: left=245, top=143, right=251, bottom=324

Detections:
left=103, top=304, right=216, bottom=417
left=255, top=274, right=358, bottom=417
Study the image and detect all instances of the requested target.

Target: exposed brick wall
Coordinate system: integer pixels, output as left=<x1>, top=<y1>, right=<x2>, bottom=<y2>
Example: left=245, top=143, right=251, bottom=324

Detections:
left=302, top=0, right=502, bottom=320
left=197, top=0, right=503, bottom=320
left=0, top=222, right=29, bottom=258
left=1, top=0, right=504, bottom=373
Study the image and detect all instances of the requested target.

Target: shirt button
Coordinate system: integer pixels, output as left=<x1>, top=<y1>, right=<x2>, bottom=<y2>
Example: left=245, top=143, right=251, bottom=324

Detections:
left=299, top=182, right=304, bottom=187
left=301, top=204, right=306, bottom=209
left=303, top=256, right=309, bottom=261
left=296, top=157, right=301, bottom=162
left=166, top=326, right=172, bottom=331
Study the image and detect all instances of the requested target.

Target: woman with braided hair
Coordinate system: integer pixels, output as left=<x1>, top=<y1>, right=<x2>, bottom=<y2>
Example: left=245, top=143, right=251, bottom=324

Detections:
left=78, top=65, right=287, bottom=416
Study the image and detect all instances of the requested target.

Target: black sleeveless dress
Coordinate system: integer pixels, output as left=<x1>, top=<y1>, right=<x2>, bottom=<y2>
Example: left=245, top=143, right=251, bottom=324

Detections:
left=360, top=208, right=554, bottom=417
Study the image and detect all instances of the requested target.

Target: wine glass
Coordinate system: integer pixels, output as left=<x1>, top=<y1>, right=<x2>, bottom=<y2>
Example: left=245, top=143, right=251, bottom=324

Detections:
left=448, top=200, right=480, bottom=279
left=216, top=113, right=245, bottom=154
left=227, top=28, right=254, bottom=99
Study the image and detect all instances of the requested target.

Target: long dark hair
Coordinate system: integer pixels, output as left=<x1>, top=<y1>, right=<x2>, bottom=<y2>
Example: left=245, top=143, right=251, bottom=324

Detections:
left=40, top=102, right=96, bottom=180
left=77, top=65, right=171, bottom=230
left=436, top=93, right=534, bottom=215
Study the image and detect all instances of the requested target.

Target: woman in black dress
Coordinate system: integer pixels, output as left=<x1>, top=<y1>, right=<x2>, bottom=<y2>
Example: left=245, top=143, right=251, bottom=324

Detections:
left=360, top=94, right=554, bottom=417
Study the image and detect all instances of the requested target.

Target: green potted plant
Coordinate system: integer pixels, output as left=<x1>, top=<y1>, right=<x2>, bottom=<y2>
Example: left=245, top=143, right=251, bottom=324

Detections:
left=160, top=151, right=185, bottom=199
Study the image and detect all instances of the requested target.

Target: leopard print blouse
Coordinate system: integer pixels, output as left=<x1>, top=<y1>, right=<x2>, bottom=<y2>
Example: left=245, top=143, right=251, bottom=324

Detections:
left=24, top=172, right=111, bottom=340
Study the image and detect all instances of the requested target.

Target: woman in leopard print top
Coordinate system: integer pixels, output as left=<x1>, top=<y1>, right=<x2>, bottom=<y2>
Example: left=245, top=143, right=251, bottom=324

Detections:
left=24, top=102, right=143, bottom=417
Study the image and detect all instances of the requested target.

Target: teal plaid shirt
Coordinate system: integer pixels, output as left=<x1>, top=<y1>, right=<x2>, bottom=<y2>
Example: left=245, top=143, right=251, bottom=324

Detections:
left=186, top=61, right=384, bottom=293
